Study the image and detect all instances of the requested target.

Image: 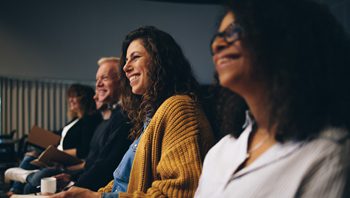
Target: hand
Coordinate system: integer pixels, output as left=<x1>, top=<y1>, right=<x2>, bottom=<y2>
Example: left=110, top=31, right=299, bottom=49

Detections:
left=53, top=173, right=72, bottom=191
left=63, top=148, right=77, bottom=156
left=49, top=186, right=101, bottom=198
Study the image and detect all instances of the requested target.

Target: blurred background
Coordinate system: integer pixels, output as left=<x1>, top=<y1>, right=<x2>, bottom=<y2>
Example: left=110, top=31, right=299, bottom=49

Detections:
left=0, top=0, right=348, bottom=148
left=0, top=0, right=349, bottom=195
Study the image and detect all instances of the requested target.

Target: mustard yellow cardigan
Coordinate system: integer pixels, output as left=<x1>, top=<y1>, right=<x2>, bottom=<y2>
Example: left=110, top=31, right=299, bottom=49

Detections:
left=98, top=95, right=215, bottom=197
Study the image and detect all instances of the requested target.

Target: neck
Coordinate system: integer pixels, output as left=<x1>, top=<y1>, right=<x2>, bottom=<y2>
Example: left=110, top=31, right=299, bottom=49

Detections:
left=77, top=111, right=84, bottom=119
left=243, top=87, right=271, bottom=134
left=101, top=109, right=112, bottom=120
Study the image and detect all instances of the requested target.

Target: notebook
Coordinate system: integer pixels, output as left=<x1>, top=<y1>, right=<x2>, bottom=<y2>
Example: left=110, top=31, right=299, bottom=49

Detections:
left=27, top=125, right=61, bottom=149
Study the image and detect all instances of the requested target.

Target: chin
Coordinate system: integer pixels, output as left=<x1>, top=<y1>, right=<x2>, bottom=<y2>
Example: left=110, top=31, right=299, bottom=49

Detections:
left=131, top=89, right=141, bottom=95
left=219, top=76, right=231, bottom=88
left=219, top=76, right=239, bottom=92
left=99, top=94, right=109, bottom=101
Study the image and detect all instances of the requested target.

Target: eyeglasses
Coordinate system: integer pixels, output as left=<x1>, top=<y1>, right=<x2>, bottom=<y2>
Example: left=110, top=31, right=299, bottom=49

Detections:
left=210, top=22, right=242, bottom=55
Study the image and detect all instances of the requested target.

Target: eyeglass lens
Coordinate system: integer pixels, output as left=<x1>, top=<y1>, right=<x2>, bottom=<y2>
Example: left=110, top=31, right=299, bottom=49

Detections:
left=210, top=22, right=241, bottom=54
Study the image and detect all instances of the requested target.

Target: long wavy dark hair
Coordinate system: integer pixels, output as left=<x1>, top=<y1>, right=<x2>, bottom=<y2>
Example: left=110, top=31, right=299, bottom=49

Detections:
left=119, top=26, right=200, bottom=139
left=223, top=0, right=350, bottom=141
left=200, top=73, right=248, bottom=141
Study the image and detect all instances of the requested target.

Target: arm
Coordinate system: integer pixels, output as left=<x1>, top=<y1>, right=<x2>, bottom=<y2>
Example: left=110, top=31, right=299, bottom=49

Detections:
left=98, top=180, right=114, bottom=193
left=50, top=186, right=102, bottom=198
left=66, top=161, right=85, bottom=171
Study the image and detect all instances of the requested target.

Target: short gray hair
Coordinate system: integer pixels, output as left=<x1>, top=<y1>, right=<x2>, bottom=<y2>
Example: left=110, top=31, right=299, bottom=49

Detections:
left=97, top=57, right=120, bottom=66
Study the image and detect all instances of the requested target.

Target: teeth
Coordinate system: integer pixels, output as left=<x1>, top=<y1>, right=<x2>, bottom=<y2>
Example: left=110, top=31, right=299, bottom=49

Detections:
left=130, top=75, right=139, bottom=82
left=218, top=57, right=230, bottom=65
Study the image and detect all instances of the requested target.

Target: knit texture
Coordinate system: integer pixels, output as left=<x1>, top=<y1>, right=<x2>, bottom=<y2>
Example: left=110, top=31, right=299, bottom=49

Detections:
left=99, top=95, right=214, bottom=197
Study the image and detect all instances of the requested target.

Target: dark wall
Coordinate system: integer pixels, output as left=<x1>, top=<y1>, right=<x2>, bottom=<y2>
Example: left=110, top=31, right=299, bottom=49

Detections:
left=0, top=0, right=348, bottom=83
left=313, top=0, right=350, bottom=33
left=0, top=0, right=223, bottom=83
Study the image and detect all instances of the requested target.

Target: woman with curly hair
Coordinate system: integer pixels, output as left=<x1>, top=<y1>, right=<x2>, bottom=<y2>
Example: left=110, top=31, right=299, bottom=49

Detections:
left=52, top=26, right=214, bottom=198
left=195, top=0, right=350, bottom=197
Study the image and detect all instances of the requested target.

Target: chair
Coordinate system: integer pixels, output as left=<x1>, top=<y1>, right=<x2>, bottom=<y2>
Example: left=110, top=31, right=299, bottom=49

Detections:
left=0, top=129, right=17, bottom=139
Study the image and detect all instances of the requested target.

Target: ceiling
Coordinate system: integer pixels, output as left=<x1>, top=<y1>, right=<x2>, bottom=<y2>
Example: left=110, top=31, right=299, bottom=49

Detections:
left=143, top=0, right=222, bottom=4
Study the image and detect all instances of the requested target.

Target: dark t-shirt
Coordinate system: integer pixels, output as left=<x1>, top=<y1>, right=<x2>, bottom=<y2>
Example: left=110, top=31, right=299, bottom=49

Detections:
left=85, top=119, right=110, bottom=167
left=75, top=106, right=132, bottom=191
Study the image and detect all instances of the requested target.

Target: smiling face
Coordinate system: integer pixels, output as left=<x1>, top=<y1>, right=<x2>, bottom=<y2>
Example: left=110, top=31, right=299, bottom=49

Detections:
left=211, top=12, right=253, bottom=95
left=123, top=39, right=151, bottom=95
left=95, top=61, right=119, bottom=104
left=68, top=96, right=80, bottom=113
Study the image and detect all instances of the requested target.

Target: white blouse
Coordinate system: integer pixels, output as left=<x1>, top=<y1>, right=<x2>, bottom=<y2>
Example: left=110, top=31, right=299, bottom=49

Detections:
left=195, top=114, right=350, bottom=198
left=57, top=118, right=79, bottom=151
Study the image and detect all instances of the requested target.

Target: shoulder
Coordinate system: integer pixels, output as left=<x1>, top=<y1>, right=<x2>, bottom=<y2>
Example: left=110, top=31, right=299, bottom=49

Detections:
left=160, top=95, right=196, bottom=109
left=110, top=105, right=129, bottom=122
left=154, top=95, right=199, bottom=124
left=293, top=128, right=350, bottom=196
left=204, top=135, right=237, bottom=162
left=304, top=127, right=350, bottom=159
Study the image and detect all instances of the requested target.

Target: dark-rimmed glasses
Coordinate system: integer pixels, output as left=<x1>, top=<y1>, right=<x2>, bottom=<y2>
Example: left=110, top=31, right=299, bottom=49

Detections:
left=210, top=22, right=242, bottom=55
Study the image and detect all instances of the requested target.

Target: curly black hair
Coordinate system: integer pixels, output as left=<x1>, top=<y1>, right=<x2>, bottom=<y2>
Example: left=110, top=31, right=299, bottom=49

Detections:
left=223, top=0, right=350, bottom=141
left=118, top=26, right=200, bottom=139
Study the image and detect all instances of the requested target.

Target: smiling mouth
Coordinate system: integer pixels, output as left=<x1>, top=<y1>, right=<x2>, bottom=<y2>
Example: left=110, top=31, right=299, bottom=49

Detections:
left=96, top=89, right=106, bottom=94
left=217, top=54, right=241, bottom=66
left=129, top=75, right=140, bottom=84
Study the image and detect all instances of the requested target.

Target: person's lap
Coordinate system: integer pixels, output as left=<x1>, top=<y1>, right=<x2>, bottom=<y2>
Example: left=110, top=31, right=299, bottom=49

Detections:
left=10, top=155, right=39, bottom=194
left=24, top=167, right=63, bottom=194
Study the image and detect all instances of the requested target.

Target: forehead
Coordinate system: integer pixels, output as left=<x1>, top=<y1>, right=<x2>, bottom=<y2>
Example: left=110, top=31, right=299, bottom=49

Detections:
left=219, top=12, right=235, bottom=32
left=96, top=62, right=118, bottom=76
left=126, top=39, right=147, bottom=55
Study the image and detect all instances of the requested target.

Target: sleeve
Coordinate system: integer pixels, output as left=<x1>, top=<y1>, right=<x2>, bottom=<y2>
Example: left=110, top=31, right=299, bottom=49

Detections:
left=98, top=180, right=114, bottom=193
left=102, top=192, right=119, bottom=198
left=119, top=97, right=214, bottom=198
left=297, top=139, right=350, bottom=197
left=75, top=123, right=132, bottom=191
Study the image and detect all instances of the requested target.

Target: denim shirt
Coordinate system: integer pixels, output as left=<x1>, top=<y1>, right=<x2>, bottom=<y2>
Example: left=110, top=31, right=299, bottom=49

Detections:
left=102, top=117, right=151, bottom=198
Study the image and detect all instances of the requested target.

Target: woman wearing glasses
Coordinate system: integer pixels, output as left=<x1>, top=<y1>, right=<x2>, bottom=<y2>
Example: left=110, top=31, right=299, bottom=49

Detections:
left=195, top=0, right=350, bottom=197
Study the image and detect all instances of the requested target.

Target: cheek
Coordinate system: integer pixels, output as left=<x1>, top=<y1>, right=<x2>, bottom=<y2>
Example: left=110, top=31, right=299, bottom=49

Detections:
left=105, top=81, right=114, bottom=91
left=142, top=71, right=150, bottom=89
left=142, top=64, right=150, bottom=81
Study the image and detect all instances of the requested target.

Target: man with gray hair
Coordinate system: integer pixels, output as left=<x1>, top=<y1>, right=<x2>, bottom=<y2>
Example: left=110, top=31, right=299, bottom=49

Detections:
left=73, top=57, right=132, bottom=190
left=20, top=57, right=132, bottom=193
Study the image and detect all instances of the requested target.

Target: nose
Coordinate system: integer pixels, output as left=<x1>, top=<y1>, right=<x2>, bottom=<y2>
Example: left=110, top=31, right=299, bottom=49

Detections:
left=211, top=36, right=228, bottom=55
left=123, top=61, right=132, bottom=73
left=96, top=78, right=103, bottom=87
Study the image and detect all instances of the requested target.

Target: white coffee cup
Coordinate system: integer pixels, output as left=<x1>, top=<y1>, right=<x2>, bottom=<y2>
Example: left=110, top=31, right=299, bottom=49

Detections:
left=41, top=177, right=57, bottom=194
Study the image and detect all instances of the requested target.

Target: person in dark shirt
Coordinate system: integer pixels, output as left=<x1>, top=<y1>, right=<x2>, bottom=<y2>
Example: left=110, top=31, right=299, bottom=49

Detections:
left=57, top=57, right=132, bottom=191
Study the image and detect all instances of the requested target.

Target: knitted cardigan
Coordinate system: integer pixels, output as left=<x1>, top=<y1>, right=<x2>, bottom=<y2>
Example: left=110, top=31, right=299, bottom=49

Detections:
left=98, top=95, right=215, bottom=197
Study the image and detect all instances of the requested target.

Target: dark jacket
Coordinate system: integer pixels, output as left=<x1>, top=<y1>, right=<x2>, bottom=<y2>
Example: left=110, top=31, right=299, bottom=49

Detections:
left=75, top=106, right=132, bottom=191
left=57, top=112, right=102, bottom=159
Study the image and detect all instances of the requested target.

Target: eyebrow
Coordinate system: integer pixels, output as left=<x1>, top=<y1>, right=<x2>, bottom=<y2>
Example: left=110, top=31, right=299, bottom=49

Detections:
left=126, top=51, right=141, bottom=61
